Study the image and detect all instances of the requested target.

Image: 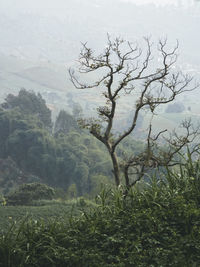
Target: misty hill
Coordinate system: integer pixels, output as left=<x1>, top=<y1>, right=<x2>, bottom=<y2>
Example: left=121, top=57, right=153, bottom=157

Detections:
left=0, top=0, right=200, bottom=132
left=1, top=0, right=200, bottom=65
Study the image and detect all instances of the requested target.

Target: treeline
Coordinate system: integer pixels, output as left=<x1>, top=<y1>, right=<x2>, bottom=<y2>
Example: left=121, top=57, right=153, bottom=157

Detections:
left=0, top=89, right=115, bottom=197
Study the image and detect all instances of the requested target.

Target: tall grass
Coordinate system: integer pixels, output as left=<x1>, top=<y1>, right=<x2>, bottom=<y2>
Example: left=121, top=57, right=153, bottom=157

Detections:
left=0, top=155, right=200, bottom=266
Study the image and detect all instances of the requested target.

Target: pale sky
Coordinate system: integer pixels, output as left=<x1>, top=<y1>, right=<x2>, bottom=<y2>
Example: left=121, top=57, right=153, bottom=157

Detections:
left=120, top=0, right=194, bottom=7
left=0, top=0, right=196, bottom=10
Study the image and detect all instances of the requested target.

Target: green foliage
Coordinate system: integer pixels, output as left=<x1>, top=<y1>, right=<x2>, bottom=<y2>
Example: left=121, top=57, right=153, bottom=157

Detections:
left=2, top=89, right=52, bottom=129
left=0, top=157, right=22, bottom=194
left=54, top=110, right=79, bottom=136
left=89, top=174, right=113, bottom=198
left=0, top=91, right=114, bottom=195
left=0, top=108, right=40, bottom=158
left=0, top=89, right=150, bottom=198
left=0, top=194, right=6, bottom=206
left=6, top=183, right=55, bottom=206
left=0, top=198, right=97, bottom=232
left=0, top=159, right=200, bottom=266
left=66, top=183, right=77, bottom=199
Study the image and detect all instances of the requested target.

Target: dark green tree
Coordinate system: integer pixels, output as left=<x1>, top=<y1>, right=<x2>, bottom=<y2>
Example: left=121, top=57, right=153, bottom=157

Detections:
left=0, top=108, right=40, bottom=158
left=6, top=182, right=55, bottom=205
left=2, top=89, right=52, bottom=129
left=54, top=110, right=79, bottom=136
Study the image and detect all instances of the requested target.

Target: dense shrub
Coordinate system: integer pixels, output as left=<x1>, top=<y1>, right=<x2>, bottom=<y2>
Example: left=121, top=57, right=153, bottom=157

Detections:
left=1, top=158, right=200, bottom=266
left=6, top=183, right=55, bottom=206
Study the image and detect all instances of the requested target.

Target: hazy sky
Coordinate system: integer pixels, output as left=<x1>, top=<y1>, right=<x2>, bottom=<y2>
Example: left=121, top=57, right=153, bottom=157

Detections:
left=0, top=0, right=199, bottom=104
left=0, top=0, right=198, bottom=19
left=120, top=0, right=195, bottom=7
left=0, top=0, right=199, bottom=66
left=0, top=0, right=196, bottom=10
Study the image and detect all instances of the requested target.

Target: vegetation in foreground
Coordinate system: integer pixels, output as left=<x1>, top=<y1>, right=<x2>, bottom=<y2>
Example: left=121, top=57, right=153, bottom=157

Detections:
left=0, top=157, right=200, bottom=267
left=0, top=197, right=95, bottom=233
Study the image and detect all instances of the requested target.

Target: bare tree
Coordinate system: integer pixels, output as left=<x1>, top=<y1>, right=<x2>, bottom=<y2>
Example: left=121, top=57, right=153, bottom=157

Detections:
left=69, top=35, right=199, bottom=192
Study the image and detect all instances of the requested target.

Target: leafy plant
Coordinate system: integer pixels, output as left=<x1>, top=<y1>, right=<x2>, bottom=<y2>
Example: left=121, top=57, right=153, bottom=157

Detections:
left=1, top=155, right=200, bottom=266
left=6, top=183, right=55, bottom=206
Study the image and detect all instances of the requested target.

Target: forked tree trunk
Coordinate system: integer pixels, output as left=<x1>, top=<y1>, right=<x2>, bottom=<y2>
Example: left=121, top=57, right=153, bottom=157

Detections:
left=69, top=36, right=197, bottom=192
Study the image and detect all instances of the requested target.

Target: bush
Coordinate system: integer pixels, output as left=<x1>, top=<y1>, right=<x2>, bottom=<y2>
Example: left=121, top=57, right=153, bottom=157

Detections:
left=6, top=183, right=55, bottom=206
left=1, top=158, right=200, bottom=266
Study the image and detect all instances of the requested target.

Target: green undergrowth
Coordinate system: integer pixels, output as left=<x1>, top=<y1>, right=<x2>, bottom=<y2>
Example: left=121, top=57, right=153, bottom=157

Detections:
left=0, top=158, right=200, bottom=266
left=0, top=198, right=96, bottom=233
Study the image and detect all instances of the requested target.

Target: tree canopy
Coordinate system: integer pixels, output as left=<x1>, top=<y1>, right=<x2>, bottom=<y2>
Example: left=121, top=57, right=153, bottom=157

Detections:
left=1, top=89, right=52, bottom=129
left=0, top=89, right=117, bottom=196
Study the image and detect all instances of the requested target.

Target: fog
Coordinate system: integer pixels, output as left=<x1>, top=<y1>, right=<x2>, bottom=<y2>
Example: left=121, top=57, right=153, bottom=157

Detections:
left=0, top=0, right=200, bottom=118
left=0, top=0, right=197, bottom=9
left=121, top=0, right=195, bottom=7
left=0, top=0, right=199, bottom=65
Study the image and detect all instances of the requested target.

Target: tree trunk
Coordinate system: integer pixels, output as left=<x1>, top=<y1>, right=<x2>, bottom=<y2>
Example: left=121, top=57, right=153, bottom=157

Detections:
left=110, top=151, right=120, bottom=186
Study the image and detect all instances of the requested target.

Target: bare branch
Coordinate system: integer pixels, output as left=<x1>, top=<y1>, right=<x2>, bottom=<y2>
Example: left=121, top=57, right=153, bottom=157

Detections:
left=70, top=34, right=199, bottom=189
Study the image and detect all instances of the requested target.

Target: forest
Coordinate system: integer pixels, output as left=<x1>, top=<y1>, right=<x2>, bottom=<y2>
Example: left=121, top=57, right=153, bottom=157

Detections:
left=0, top=89, right=120, bottom=199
